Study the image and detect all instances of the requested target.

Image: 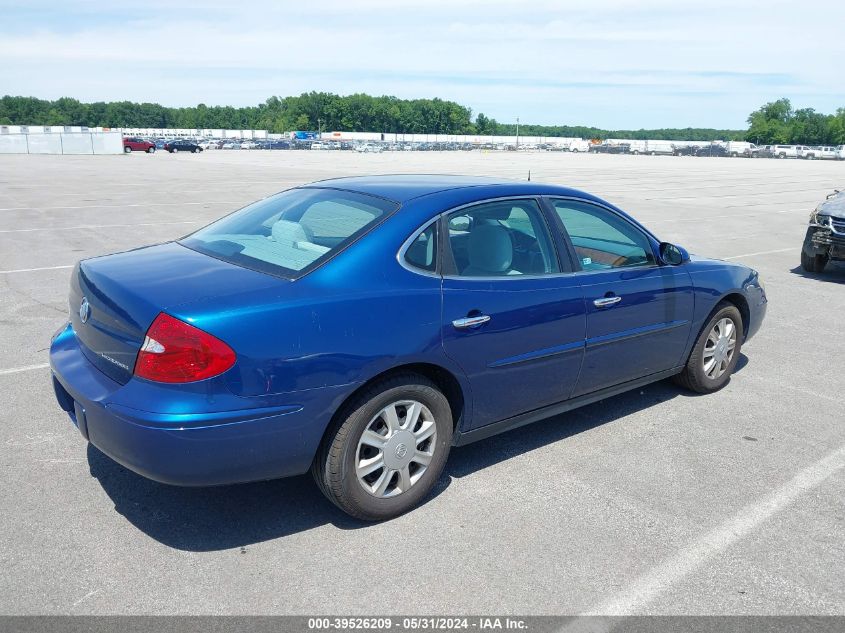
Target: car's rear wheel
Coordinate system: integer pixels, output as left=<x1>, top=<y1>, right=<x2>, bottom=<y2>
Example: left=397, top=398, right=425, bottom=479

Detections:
left=674, top=302, right=742, bottom=394
left=313, top=374, right=452, bottom=521
left=801, top=249, right=828, bottom=273
left=192, top=148, right=198, bottom=153
left=172, top=148, right=178, bottom=153
left=124, top=146, right=132, bottom=153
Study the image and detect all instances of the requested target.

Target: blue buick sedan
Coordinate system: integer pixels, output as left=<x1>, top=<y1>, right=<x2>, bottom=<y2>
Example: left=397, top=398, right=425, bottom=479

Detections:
left=50, top=175, right=767, bottom=520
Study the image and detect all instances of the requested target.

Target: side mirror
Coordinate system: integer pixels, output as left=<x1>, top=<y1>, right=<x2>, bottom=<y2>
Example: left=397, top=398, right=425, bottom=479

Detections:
left=659, top=242, right=688, bottom=266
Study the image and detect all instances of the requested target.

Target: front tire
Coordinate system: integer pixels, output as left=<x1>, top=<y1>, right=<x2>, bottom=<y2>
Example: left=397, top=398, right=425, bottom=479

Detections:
left=801, top=249, right=828, bottom=273
left=147, top=147, right=155, bottom=153
left=172, top=148, right=178, bottom=153
left=313, top=374, right=453, bottom=521
left=674, top=303, right=742, bottom=394
left=124, top=146, right=132, bottom=153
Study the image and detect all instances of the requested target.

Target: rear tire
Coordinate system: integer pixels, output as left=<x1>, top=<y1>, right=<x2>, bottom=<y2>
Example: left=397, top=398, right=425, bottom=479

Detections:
left=124, top=146, right=132, bottom=153
left=172, top=148, right=178, bottom=153
left=674, top=302, right=742, bottom=394
left=801, top=249, right=828, bottom=273
left=313, top=374, right=453, bottom=521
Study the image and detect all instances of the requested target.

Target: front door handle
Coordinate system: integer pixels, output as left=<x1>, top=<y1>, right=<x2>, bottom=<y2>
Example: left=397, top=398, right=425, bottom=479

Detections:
left=452, top=315, right=491, bottom=329
left=593, top=296, right=622, bottom=308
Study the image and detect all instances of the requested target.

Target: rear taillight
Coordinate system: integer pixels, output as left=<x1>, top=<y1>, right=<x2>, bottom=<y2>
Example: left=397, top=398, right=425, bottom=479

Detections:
left=134, top=313, right=236, bottom=383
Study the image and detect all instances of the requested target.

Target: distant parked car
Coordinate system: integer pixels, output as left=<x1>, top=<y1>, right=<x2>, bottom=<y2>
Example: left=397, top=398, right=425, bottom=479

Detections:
left=355, top=143, right=383, bottom=153
left=753, top=145, right=775, bottom=159
left=265, top=140, right=291, bottom=150
left=725, top=141, right=758, bottom=157
left=198, top=140, right=219, bottom=150
left=816, top=146, right=839, bottom=160
left=673, top=145, right=701, bottom=156
left=240, top=141, right=259, bottom=150
left=772, top=145, right=798, bottom=159
left=164, top=140, right=202, bottom=154
left=123, top=137, right=156, bottom=153
left=836, top=146, right=845, bottom=160
left=221, top=141, right=237, bottom=149
left=801, top=189, right=845, bottom=273
left=568, top=139, right=591, bottom=153
left=796, top=145, right=819, bottom=160
left=590, top=143, right=630, bottom=154
left=695, top=144, right=728, bottom=157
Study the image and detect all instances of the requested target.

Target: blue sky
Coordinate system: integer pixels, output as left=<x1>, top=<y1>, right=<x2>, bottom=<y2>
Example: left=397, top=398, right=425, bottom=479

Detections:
left=1, top=0, right=843, bottom=129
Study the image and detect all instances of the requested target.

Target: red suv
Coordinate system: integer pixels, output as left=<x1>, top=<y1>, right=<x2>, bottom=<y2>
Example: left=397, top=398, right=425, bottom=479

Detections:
left=123, top=137, right=156, bottom=153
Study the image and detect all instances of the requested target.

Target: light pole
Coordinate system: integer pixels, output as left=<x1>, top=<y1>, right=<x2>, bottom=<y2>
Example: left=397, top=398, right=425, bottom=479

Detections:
left=516, top=117, right=520, bottom=150
left=318, top=118, right=322, bottom=140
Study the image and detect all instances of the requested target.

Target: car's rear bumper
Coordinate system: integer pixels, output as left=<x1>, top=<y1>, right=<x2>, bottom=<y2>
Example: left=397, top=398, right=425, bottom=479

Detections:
left=49, top=323, right=353, bottom=486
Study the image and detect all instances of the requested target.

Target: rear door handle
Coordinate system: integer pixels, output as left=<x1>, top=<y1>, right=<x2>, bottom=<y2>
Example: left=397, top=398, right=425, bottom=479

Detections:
left=593, top=296, right=622, bottom=308
left=452, top=315, right=491, bottom=329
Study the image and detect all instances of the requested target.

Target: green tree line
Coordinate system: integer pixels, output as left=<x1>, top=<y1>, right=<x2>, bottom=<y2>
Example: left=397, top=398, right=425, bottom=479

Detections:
left=746, top=98, right=845, bottom=145
left=2, top=93, right=844, bottom=144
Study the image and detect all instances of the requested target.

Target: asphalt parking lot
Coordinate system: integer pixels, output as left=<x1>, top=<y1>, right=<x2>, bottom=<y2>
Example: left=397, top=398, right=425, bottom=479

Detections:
left=1, top=150, right=843, bottom=615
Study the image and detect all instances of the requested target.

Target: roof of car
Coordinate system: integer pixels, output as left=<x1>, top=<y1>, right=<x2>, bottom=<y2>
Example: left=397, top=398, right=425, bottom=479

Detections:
left=300, top=174, right=588, bottom=204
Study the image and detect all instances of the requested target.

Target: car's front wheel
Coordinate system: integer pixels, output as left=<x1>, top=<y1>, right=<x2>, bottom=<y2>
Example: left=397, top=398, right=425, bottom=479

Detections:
left=124, top=146, right=132, bottom=153
left=674, top=302, right=742, bottom=394
left=313, top=374, right=453, bottom=521
left=801, top=249, right=828, bottom=273
left=147, top=147, right=155, bottom=153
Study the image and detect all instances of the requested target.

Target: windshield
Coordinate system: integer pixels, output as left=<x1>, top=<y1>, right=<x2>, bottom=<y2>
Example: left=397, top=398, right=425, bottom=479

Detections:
left=181, top=187, right=398, bottom=278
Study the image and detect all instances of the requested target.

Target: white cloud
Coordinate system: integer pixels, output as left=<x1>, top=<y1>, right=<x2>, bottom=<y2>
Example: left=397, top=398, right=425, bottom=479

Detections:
left=1, top=0, right=843, bottom=128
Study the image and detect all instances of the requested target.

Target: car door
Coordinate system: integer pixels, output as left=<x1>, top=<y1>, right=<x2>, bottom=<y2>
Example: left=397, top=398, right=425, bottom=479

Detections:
left=439, top=198, right=586, bottom=429
left=547, top=197, right=694, bottom=397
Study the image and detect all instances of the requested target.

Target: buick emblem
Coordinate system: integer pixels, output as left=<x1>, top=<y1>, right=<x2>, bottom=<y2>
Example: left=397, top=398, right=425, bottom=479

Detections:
left=79, top=297, right=90, bottom=324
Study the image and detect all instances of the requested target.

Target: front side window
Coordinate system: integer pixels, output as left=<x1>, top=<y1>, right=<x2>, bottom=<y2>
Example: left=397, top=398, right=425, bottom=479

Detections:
left=182, top=188, right=397, bottom=278
left=552, top=200, right=655, bottom=270
left=446, top=199, right=559, bottom=277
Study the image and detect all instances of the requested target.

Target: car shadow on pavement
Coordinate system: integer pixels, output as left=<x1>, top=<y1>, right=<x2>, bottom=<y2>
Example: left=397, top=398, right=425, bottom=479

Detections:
left=789, top=263, right=845, bottom=284
left=87, top=361, right=748, bottom=550
left=86, top=444, right=385, bottom=550
left=447, top=367, right=746, bottom=478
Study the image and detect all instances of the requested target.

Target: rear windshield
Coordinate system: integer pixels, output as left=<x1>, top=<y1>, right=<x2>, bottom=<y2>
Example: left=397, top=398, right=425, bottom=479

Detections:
left=181, top=188, right=397, bottom=278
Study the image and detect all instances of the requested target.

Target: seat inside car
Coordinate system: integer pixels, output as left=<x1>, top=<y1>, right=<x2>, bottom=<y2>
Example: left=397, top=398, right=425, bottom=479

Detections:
left=462, top=224, right=515, bottom=276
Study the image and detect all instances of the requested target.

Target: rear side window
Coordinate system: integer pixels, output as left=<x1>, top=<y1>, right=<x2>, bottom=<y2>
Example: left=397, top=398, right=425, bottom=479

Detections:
left=404, top=223, right=438, bottom=272
left=182, top=188, right=397, bottom=278
left=445, top=199, right=560, bottom=277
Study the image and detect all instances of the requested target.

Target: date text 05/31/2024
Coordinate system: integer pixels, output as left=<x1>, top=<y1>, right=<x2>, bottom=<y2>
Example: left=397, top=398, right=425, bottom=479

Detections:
left=307, top=617, right=528, bottom=630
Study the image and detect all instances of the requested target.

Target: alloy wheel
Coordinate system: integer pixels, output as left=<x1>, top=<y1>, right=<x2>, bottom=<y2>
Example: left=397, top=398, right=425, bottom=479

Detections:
left=355, top=400, right=437, bottom=498
left=703, top=317, right=737, bottom=379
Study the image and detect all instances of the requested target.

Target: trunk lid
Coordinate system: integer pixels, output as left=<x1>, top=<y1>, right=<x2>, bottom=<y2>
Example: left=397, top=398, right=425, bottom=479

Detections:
left=69, top=242, right=287, bottom=384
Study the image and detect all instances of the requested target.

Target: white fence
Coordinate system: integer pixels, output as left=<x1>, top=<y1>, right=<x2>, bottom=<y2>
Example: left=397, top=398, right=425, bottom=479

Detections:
left=0, top=132, right=124, bottom=155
